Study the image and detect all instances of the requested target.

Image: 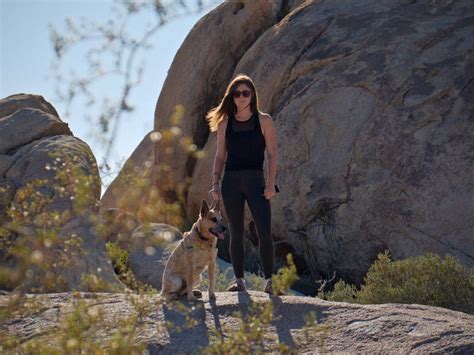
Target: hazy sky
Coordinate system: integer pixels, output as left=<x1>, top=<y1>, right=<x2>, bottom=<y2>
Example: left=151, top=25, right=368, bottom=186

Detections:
left=1, top=0, right=220, bottom=188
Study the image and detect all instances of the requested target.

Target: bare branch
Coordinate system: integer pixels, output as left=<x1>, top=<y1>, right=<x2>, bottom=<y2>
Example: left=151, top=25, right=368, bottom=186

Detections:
left=49, top=0, right=220, bottom=179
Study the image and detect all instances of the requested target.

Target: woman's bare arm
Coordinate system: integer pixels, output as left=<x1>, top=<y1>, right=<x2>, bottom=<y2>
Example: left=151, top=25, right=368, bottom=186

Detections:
left=261, top=113, right=278, bottom=188
left=211, top=118, right=227, bottom=187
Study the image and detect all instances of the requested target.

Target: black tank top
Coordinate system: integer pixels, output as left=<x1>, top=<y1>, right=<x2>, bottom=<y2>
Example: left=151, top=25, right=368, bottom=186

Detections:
left=225, top=111, right=266, bottom=171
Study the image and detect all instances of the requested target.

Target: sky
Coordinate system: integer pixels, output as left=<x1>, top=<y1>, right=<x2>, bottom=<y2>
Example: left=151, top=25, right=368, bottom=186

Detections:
left=0, top=0, right=220, bottom=189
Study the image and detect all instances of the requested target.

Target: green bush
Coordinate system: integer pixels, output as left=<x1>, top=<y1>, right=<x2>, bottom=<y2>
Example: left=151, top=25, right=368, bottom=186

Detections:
left=105, top=241, right=157, bottom=294
left=271, top=253, right=299, bottom=295
left=106, top=241, right=129, bottom=275
left=319, top=251, right=474, bottom=314
left=318, top=278, right=357, bottom=303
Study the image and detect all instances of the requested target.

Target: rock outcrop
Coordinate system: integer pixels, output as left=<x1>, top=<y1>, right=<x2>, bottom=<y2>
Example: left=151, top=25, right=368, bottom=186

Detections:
left=101, top=0, right=290, bottom=218
left=99, top=132, right=155, bottom=221
left=103, top=0, right=474, bottom=285
left=1, top=292, right=473, bottom=353
left=0, top=94, right=125, bottom=293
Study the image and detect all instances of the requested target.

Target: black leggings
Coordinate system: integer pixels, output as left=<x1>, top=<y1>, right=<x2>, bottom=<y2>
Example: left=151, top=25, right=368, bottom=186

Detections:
left=221, top=169, right=274, bottom=279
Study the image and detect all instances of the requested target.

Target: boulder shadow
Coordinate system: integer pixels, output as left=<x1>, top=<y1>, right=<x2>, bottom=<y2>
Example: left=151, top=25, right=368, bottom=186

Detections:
left=268, top=295, right=328, bottom=349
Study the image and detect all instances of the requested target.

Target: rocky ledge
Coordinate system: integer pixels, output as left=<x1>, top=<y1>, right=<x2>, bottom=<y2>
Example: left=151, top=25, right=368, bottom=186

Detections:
left=1, top=291, right=473, bottom=353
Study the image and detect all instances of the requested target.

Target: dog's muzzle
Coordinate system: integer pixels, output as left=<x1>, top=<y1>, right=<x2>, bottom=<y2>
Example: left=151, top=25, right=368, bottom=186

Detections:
left=210, top=225, right=227, bottom=239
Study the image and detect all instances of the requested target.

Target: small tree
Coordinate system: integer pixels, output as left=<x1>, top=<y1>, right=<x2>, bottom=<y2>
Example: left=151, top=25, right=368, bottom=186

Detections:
left=49, top=0, right=220, bottom=175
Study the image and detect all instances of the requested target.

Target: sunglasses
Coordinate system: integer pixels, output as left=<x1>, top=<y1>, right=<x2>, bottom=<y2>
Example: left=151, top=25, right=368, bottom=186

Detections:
left=232, top=90, right=251, bottom=98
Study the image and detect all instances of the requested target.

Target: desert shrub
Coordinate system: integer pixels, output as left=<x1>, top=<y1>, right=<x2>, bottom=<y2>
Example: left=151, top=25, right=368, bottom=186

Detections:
left=317, top=278, right=358, bottom=303
left=271, top=254, right=299, bottom=295
left=105, top=241, right=157, bottom=294
left=201, top=253, right=300, bottom=354
left=106, top=241, right=129, bottom=275
left=357, top=251, right=474, bottom=311
left=0, top=153, right=99, bottom=293
left=245, top=271, right=267, bottom=292
left=1, top=295, right=147, bottom=354
left=203, top=300, right=276, bottom=354
left=201, top=254, right=330, bottom=353
left=0, top=107, right=218, bottom=351
left=318, top=251, right=474, bottom=313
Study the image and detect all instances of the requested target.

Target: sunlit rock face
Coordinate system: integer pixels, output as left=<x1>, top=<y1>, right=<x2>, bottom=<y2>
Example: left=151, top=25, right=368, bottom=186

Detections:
left=2, top=291, right=474, bottom=353
left=0, top=94, right=125, bottom=293
left=105, top=0, right=474, bottom=285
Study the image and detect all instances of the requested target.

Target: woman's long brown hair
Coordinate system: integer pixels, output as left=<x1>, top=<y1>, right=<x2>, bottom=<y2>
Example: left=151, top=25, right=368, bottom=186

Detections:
left=206, top=74, right=260, bottom=132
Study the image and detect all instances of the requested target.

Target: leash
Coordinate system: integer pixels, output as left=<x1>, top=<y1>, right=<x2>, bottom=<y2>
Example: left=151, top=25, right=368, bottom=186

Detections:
left=208, top=189, right=219, bottom=210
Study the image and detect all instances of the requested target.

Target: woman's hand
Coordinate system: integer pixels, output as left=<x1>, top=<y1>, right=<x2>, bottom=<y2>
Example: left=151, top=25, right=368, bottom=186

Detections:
left=210, top=183, right=220, bottom=201
left=263, top=185, right=276, bottom=200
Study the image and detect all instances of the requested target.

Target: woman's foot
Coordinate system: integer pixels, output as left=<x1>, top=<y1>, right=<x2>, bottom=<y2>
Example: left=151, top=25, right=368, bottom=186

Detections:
left=227, top=278, right=246, bottom=292
left=264, top=278, right=283, bottom=295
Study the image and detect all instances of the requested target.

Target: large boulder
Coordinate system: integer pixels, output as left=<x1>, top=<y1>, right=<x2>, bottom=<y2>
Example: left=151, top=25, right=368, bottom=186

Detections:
left=151, top=0, right=286, bottom=198
left=101, top=0, right=289, bottom=219
left=100, top=131, right=155, bottom=220
left=0, top=94, right=126, bottom=292
left=226, top=0, right=474, bottom=283
left=104, top=0, right=474, bottom=285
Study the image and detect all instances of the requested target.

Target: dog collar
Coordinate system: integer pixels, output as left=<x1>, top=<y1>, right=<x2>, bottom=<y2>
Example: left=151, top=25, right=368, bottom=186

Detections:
left=195, top=226, right=209, bottom=242
left=181, top=227, right=212, bottom=250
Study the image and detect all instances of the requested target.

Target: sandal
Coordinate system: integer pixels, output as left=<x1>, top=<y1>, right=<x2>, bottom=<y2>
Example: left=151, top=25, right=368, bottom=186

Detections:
left=227, top=278, right=246, bottom=292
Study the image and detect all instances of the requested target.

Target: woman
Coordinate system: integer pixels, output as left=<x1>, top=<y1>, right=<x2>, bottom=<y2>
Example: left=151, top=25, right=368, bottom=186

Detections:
left=206, top=74, right=278, bottom=294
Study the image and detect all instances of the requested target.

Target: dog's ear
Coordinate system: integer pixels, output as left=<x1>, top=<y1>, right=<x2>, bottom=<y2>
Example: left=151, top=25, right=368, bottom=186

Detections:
left=200, top=199, right=209, bottom=217
left=214, top=201, right=220, bottom=212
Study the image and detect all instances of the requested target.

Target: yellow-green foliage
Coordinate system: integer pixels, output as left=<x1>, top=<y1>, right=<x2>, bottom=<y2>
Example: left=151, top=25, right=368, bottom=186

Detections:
left=0, top=152, right=100, bottom=293
left=105, top=241, right=157, bottom=294
left=319, top=251, right=474, bottom=313
left=1, top=295, right=147, bottom=354
left=203, top=300, right=330, bottom=354
left=271, top=253, right=299, bottom=295
left=111, top=105, right=202, bottom=227
left=203, top=301, right=278, bottom=354
left=358, top=251, right=474, bottom=309
left=201, top=253, right=301, bottom=354
left=245, top=271, right=267, bottom=291
left=317, top=278, right=357, bottom=303
left=199, top=253, right=299, bottom=295
left=106, top=241, right=129, bottom=275
left=0, top=105, right=238, bottom=352
left=52, top=153, right=99, bottom=214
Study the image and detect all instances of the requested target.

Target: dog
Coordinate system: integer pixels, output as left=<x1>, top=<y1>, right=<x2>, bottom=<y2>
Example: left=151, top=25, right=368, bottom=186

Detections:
left=160, top=200, right=227, bottom=302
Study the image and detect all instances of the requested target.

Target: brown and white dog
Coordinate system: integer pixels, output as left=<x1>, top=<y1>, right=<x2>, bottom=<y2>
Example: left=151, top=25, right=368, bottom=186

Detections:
left=160, top=200, right=226, bottom=302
